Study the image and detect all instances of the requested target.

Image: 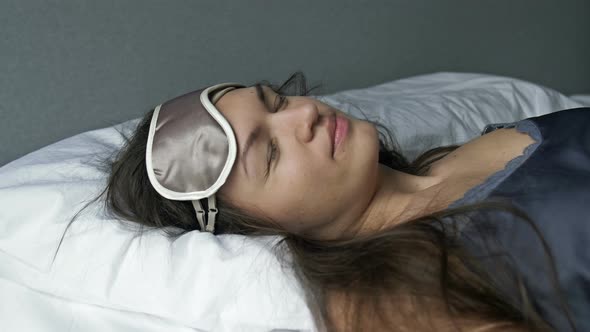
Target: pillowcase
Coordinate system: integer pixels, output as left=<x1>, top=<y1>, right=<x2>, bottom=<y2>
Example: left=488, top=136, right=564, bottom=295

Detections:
left=0, top=119, right=312, bottom=332
left=569, top=94, right=590, bottom=107
left=0, top=72, right=584, bottom=332
left=317, top=72, right=583, bottom=161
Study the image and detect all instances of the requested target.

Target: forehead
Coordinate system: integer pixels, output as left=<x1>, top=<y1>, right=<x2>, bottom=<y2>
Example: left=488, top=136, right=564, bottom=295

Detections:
left=216, top=86, right=258, bottom=116
left=215, top=85, right=275, bottom=123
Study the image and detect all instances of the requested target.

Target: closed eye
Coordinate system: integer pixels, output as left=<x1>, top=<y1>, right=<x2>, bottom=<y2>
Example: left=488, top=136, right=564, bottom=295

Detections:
left=268, top=92, right=284, bottom=179
left=264, top=138, right=279, bottom=180
left=272, top=94, right=287, bottom=113
left=256, top=85, right=286, bottom=180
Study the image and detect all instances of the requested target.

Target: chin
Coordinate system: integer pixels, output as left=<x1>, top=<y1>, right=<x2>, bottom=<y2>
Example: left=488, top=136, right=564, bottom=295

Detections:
left=360, top=120, right=381, bottom=158
left=353, top=120, right=381, bottom=178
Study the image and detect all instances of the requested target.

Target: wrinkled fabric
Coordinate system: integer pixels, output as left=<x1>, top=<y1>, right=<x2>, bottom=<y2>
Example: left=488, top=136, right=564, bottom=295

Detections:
left=447, top=107, right=590, bottom=331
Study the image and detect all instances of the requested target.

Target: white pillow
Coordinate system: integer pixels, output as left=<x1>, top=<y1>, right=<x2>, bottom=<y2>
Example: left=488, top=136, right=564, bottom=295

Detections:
left=317, top=72, right=584, bottom=161
left=0, top=124, right=312, bottom=332
left=0, top=72, right=584, bottom=332
left=569, top=94, right=590, bottom=107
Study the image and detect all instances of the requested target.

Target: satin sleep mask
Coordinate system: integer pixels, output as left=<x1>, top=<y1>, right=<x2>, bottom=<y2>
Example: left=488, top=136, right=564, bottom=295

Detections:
left=146, top=82, right=245, bottom=233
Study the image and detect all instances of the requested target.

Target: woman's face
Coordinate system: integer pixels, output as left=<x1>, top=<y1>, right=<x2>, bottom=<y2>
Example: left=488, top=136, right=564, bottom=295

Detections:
left=216, top=85, right=380, bottom=239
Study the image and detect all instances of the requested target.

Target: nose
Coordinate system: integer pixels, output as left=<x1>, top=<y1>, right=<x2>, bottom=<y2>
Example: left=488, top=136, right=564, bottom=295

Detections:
left=275, top=100, right=319, bottom=143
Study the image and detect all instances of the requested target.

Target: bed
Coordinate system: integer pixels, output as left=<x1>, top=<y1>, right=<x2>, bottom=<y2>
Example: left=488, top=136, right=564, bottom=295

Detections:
left=2, top=1, right=590, bottom=331
left=1, top=71, right=589, bottom=331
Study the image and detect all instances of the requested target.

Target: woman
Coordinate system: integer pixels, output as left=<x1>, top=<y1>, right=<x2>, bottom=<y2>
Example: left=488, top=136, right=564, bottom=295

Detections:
left=62, top=72, right=588, bottom=331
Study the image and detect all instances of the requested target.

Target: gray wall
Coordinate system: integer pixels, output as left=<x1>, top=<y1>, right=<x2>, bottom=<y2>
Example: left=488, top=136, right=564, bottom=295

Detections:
left=1, top=0, right=589, bottom=167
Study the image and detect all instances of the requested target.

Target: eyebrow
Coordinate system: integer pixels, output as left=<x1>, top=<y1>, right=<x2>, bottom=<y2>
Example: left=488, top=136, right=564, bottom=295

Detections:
left=255, top=84, right=267, bottom=105
left=240, top=85, right=268, bottom=179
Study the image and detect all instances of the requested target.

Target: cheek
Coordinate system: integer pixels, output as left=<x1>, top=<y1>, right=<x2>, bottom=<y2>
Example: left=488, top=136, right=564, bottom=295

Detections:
left=275, top=161, right=345, bottom=217
left=217, top=171, right=254, bottom=208
left=277, top=154, right=335, bottom=200
left=264, top=162, right=326, bottom=223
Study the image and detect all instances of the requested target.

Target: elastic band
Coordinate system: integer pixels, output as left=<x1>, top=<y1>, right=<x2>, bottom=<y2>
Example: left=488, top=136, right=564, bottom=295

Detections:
left=191, top=197, right=217, bottom=233
left=206, top=195, right=217, bottom=233
left=191, top=199, right=206, bottom=231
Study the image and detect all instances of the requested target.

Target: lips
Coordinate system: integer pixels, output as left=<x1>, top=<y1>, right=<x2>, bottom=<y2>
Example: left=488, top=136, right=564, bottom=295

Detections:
left=333, top=114, right=349, bottom=157
left=326, top=114, right=337, bottom=157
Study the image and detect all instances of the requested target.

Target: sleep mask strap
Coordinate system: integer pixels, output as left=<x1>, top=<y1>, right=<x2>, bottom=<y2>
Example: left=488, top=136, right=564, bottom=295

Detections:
left=190, top=196, right=218, bottom=233
left=205, top=195, right=217, bottom=232
left=191, top=199, right=207, bottom=231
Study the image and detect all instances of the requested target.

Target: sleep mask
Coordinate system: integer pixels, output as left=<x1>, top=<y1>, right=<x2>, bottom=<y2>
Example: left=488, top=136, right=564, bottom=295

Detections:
left=146, top=82, right=245, bottom=233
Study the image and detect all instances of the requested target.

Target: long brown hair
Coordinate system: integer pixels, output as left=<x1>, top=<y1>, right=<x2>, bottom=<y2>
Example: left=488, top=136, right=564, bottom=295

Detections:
left=56, top=71, right=574, bottom=331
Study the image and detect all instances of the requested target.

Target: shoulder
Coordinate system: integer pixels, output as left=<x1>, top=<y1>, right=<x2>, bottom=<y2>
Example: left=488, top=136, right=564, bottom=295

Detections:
left=428, top=126, right=536, bottom=180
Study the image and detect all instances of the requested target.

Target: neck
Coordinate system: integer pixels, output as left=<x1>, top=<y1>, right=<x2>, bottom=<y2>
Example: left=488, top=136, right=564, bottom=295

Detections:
left=346, top=163, right=448, bottom=238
